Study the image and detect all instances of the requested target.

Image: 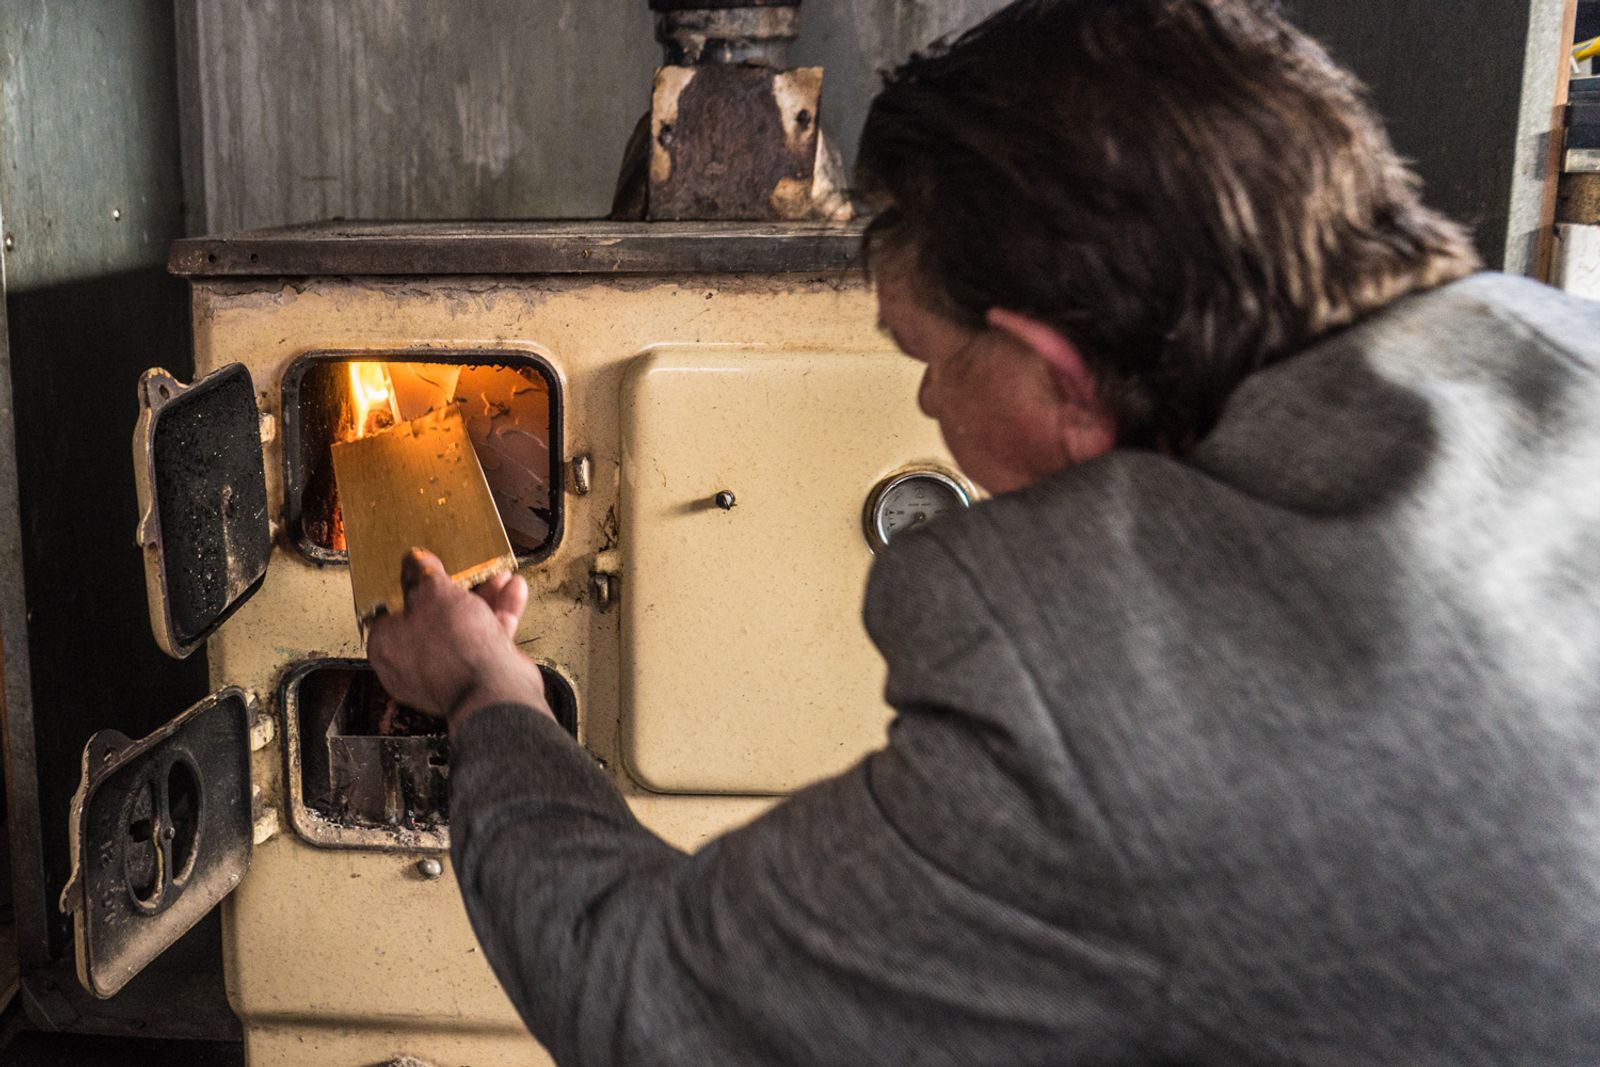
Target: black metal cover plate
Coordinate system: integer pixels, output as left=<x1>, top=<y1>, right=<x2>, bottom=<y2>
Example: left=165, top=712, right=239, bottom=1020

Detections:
left=62, top=688, right=253, bottom=999
left=135, top=364, right=271, bottom=658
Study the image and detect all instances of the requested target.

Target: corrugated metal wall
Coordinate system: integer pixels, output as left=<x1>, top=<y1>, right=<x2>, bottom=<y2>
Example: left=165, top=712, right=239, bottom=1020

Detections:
left=180, top=0, right=1565, bottom=271
left=178, top=0, right=1010, bottom=232
left=1, top=0, right=187, bottom=290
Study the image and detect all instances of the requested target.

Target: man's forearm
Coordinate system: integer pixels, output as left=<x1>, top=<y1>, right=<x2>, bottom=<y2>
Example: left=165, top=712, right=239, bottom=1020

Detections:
left=445, top=691, right=1142, bottom=1067
left=449, top=703, right=687, bottom=1061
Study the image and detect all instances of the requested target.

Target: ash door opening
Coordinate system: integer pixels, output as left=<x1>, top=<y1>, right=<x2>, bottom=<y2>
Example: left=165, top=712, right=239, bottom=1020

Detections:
left=282, top=354, right=562, bottom=565
left=289, top=660, right=577, bottom=839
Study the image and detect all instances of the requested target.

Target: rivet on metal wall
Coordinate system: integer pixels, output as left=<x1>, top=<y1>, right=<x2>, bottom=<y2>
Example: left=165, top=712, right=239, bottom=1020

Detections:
left=714, top=490, right=737, bottom=510
left=3, top=235, right=13, bottom=251
left=415, top=857, right=443, bottom=880
left=112, top=209, right=122, bottom=221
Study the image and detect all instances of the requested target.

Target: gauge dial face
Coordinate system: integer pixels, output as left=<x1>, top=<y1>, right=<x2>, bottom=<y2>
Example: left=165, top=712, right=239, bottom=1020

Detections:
left=867, top=471, right=971, bottom=551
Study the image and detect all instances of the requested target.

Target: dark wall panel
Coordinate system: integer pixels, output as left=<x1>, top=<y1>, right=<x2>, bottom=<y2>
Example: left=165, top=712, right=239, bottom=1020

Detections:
left=0, top=0, right=231, bottom=1037
left=1285, top=0, right=1562, bottom=272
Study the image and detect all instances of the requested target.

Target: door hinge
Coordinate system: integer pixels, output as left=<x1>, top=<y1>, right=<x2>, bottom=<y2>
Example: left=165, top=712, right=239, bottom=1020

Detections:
left=589, top=549, right=621, bottom=611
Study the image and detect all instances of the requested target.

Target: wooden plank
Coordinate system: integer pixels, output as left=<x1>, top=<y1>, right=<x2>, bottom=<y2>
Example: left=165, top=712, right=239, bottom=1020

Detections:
left=1534, top=0, right=1582, bottom=280
left=331, top=406, right=515, bottom=623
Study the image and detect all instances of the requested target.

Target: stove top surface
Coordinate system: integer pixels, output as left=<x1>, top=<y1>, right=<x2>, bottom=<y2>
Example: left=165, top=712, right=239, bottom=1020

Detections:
left=170, top=219, right=867, bottom=278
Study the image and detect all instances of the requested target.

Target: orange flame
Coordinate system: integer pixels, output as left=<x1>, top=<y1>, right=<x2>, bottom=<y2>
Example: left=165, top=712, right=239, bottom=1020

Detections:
left=347, top=361, right=397, bottom=439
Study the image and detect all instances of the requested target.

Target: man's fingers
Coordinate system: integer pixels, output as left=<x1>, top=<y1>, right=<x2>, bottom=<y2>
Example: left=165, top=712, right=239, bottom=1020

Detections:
left=474, top=572, right=528, bottom=638
left=401, top=547, right=448, bottom=587
left=496, top=575, right=529, bottom=638
left=364, top=612, right=392, bottom=666
left=400, top=548, right=449, bottom=611
left=478, top=571, right=513, bottom=598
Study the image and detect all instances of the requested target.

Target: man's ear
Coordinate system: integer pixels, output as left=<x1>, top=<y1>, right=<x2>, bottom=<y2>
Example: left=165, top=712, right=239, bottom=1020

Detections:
left=987, top=308, right=1117, bottom=462
left=986, top=308, right=1101, bottom=409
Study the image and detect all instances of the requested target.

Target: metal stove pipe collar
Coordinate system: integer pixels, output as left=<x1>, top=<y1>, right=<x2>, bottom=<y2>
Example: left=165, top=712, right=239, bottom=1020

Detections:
left=654, top=5, right=801, bottom=67
left=648, top=0, right=799, bottom=9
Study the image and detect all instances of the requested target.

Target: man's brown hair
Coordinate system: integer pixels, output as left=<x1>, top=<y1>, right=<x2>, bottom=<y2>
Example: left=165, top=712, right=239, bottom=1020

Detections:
left=857, top=0, right=1480, bottom=450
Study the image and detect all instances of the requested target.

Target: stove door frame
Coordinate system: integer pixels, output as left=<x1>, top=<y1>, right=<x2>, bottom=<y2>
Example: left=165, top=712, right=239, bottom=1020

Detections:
left=277, top=347, right=566, bottom=568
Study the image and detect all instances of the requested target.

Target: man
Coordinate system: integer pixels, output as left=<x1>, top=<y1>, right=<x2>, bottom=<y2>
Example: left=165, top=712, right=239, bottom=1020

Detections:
left=370, top=0, right=1600, bottom=1063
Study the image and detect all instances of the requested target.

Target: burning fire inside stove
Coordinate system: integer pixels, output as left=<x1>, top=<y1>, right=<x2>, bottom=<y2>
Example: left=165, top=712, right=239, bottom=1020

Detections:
left=287, top=356, right=557, bottom=561
left=347, top=361, right=398, bottom=438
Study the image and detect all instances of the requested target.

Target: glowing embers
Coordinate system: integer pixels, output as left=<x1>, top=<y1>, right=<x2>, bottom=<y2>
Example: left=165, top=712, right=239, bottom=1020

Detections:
left=289, top=357, right=557, bottom=560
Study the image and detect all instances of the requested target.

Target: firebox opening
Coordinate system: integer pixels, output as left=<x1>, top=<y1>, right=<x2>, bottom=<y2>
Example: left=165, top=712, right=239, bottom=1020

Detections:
left=293, top=660, right=577, bottom=834
left=284, top=355, right=561, bottom=564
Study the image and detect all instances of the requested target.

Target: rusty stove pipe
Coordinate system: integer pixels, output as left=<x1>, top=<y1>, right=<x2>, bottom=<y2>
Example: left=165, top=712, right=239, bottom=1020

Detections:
left=649, top=0, right=801, bottom=68
left=617, top=0, right=848, bottom=222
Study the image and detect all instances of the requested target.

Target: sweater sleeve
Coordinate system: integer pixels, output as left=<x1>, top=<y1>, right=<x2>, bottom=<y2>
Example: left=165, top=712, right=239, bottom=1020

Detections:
left=448, top=531, right=1163, bottom=1067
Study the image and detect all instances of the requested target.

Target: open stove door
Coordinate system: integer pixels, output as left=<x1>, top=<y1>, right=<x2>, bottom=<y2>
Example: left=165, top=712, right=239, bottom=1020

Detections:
left=133, top=364, right=272, bottom=658
left=60, top=687, right=253, bottom=998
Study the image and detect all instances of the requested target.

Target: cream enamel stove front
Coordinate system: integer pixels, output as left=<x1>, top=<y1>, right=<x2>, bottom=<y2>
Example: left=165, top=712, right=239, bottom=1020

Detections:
left=61, top=223, right=968, bottom=1066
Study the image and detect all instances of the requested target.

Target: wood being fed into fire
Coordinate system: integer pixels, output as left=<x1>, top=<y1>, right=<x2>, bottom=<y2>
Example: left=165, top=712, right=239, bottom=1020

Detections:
left=331, top=362, right=517, bottom=624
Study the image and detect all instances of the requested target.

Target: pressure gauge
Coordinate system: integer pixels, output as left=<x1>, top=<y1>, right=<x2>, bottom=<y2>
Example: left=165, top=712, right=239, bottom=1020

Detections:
left=864, top=470, right=972, bottom=552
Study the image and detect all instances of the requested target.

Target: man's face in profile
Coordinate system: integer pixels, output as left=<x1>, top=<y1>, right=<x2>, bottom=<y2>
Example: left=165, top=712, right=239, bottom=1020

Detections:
left=875, top=262, right=1116, bottom=495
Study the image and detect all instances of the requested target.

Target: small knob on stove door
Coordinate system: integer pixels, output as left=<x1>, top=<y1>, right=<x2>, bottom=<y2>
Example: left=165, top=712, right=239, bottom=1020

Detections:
left=714, top=491, right=736, bottom=510
left=415, top=857, right=443, bottom=880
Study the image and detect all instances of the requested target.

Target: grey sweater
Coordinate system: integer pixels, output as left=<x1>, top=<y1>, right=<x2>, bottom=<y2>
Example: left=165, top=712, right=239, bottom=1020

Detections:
left=451, top=273, right=1600, bottom=1066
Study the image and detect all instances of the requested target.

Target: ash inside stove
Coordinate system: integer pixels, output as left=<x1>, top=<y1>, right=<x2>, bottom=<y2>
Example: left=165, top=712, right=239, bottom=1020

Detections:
left=294, top=662, right=578, bottom=833
left=297, top=667, right=449, bottom=831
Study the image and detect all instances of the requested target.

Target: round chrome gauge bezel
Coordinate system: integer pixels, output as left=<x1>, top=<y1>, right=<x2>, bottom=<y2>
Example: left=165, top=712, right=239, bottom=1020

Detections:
left=864, top=469, right=972, bottom=553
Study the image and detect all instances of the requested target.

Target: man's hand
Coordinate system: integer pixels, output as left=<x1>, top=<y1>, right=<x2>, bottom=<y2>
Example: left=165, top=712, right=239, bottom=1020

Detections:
left=367, top=548, right=552, bottom=734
